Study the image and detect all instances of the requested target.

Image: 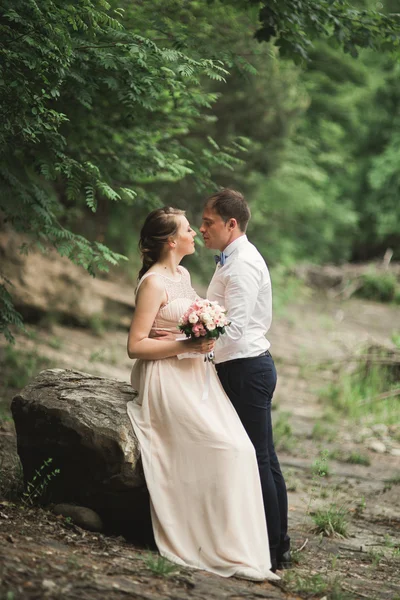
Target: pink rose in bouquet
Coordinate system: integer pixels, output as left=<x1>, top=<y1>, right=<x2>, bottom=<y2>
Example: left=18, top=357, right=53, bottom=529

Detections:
left=178, top=298, right=230, bottom=345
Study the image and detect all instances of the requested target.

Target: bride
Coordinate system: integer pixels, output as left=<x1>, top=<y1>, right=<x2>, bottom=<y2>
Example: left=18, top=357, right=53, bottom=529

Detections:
left=126, top=206, right=279, bottom=581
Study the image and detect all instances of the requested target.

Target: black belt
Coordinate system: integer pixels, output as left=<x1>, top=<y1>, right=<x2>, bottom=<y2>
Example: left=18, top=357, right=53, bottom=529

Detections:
left=217, top=349, right=271, bottom=367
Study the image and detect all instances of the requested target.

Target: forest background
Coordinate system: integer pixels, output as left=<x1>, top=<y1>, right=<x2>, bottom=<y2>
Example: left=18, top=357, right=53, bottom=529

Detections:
left=1, top=0, right=400, bottom=341
left=1, top=3, right=400, bottom=597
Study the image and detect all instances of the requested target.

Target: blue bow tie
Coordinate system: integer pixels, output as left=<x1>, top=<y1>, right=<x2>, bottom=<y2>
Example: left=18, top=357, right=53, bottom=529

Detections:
left=214, top=252, right=227, bottom=266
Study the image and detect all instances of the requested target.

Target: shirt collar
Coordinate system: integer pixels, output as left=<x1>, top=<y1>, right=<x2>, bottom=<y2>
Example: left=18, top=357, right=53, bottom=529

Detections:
left=223, top=235, right=247, bottom=259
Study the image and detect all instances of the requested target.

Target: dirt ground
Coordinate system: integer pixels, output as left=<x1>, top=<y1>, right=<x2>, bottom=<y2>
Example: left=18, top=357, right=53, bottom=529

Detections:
left=0, top=292, right=399, bottom=600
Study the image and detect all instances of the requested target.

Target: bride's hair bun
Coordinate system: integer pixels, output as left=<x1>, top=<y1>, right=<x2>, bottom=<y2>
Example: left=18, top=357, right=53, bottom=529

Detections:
left=138, top=207, right=185, bottom=280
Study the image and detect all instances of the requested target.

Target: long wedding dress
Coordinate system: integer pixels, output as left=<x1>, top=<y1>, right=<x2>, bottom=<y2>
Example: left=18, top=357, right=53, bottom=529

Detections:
left=127, top=266, right=279, bottom=581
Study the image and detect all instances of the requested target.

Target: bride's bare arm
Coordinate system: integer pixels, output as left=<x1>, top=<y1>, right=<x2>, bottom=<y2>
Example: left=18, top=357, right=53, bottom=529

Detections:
left=127, top=277, right=214, bottom=359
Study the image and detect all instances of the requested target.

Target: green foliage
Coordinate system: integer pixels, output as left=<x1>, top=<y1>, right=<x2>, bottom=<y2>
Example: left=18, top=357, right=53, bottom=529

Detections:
left=323, top=348, right=400, bottom=426
left=368, top=548, right=385, bottom=566
left=304, top=449, right=331, bottom=522
left=89, top=349, right=106, bottom=363
left=0, top=280, right=25, bottom=343
left=283, top=571, right=329, bottom=595
left=354, top=495, right=367, bottom=516
left=392, top=331, right=400, bottom=349
left=283, top=571, right=354, bottom=598
left=22, top=457, right=60, bottom=506
left=312, top=503, right=348, bottom=538
left=47, top=336, right=63, bottom=350
left=282, top=468, right=301, bottom=492
left=311, top=420, right=336, bottom=442
left=88, top=313, right=106, bottom=337
left=312, top=450, right=331, bottom=478
left=384, top=474, right=400, bottom=489
left=342, top=452, right=371, bottom=466
left=144, top=553, right=179, bottom=576
left=271, top=267, right=308, bottom=316
left=252, top=0, right=400, bottom=61
left=0, top=0, right=243, bottom=341
left=273, top=411, right=296, bottom=452
left=0, top=345, right=52, bottom=390
left=1, top=0, right=399, bottom=342
left=180, top=1, right=400, bottom=270
left=355, top=270, right=400, bottom=304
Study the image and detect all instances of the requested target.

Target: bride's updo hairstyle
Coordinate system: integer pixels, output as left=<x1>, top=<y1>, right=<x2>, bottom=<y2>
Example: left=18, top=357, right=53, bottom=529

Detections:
left=138, top=206, right=185, bottom=280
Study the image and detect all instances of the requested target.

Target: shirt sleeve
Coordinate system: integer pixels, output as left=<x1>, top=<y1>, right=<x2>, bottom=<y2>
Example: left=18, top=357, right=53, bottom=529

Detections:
left=222, top=261, right=261, bottom=342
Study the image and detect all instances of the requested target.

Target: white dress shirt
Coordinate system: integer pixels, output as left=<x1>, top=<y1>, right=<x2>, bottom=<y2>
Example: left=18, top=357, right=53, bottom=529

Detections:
left=207, top=235, right=272, bottom=364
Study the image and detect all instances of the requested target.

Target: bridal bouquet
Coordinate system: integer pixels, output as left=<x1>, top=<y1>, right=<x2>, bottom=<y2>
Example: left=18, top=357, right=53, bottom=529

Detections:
left=178, top=299, right=230, bottom=360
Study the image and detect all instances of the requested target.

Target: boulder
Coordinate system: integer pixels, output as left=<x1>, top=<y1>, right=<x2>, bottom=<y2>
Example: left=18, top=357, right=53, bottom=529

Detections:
left=53, top=503, right=104, bottom=532
left=11, top=369, right=153, bottom=542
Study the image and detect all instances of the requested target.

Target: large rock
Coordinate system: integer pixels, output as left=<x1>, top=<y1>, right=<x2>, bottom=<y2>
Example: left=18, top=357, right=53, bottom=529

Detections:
left=11, top=369, right=153, bottom=542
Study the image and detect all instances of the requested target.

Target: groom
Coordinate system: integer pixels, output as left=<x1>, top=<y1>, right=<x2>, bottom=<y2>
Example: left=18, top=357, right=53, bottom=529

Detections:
left=200, top=188, right=291, bottom=572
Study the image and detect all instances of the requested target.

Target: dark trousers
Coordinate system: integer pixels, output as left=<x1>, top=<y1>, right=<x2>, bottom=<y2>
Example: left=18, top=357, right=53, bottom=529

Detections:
left=216, top=351, right=290, bottom=561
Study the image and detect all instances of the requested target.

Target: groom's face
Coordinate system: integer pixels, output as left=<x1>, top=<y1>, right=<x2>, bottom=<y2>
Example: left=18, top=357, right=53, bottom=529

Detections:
left=200, top=206, right=231, bottom=251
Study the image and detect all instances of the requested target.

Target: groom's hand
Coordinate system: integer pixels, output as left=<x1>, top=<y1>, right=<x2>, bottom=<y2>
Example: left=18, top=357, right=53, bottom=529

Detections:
left=149, top=329, right=175, bottom=341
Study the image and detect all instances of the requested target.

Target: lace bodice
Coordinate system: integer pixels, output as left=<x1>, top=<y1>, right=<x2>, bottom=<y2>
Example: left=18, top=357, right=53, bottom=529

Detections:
left=159, top=266, right=197, bottom=304
left=136, top=266, right=198, bottom=334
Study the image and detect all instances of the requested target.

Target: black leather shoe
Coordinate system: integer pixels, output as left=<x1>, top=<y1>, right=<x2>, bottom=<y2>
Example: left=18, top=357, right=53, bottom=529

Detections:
left=277, top=550, right=292, bottom=569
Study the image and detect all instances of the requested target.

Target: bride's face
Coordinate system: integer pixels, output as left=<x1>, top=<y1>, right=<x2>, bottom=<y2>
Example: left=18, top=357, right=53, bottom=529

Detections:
left=174, top=216, right=196, bottom=256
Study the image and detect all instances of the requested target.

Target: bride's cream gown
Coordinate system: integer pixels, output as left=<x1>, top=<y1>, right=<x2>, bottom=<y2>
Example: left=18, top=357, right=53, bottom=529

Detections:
left=127, top=266, right=279, bottom=581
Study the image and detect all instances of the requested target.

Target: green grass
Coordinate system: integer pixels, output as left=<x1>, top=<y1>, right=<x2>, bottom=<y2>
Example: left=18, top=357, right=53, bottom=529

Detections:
left=0, top=345, right=53, bottom=390
left=88, top=313, right=106, bottom=337
left=303, top=450, right=331, bottom=522
left=312, top=451, right=331, bottom=478
left=144, top=553, right=179, bottom=576
left=386, top=474, right=400, bottom=485
left=273, top=411, right=296, bottom=452
left=22, top=457, right=60, bottom=506
left=312, top=503, right=348, bottom=538
left=283, top=572, right=355, bottom=599
left=0, top=402, right=13, bottom=423
left=283, top=571, right=328, bottom=596
left=321, top=351, right=399, bottom=427
left=311, top=420, right=337, bottom=442
left=384, top=534, right=399, bottom=549
left=89, top=347, right=118, bottom=365
left=289, top=547, right=304, bottom=565
left=342, top=451, right=371, bottom=466
left=283, top=468, right=301, bottom=492
left=328, top=450, right=371, bottom=466
left=48, top=336, right=63, bottom=350
left=354, top=496, right=367, bottom=517
left=383, top=473, right=400, bottom=491
left=355, top=270, right=400, bottom=304
left=89, top=349, right=107, bottom=363
left=392, top=331, right=400, bottom=349
left=271, top=266, right=308, bottom=318
left=367, top=548, right=384, bottom=566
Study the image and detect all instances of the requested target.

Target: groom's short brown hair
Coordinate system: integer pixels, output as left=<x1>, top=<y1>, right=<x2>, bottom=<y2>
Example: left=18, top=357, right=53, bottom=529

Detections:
left=205, top=188, right=251, bottom=232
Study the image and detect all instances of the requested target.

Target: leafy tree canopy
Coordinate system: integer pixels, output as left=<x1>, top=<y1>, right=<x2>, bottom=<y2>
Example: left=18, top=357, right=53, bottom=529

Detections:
left=248, top=0, right=400, bottom=61
left=0, top=0, right=399, bottom=341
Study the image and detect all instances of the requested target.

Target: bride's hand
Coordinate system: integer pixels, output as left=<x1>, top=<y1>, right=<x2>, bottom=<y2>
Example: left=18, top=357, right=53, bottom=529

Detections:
left=188, top=337, right=216, bottom=354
